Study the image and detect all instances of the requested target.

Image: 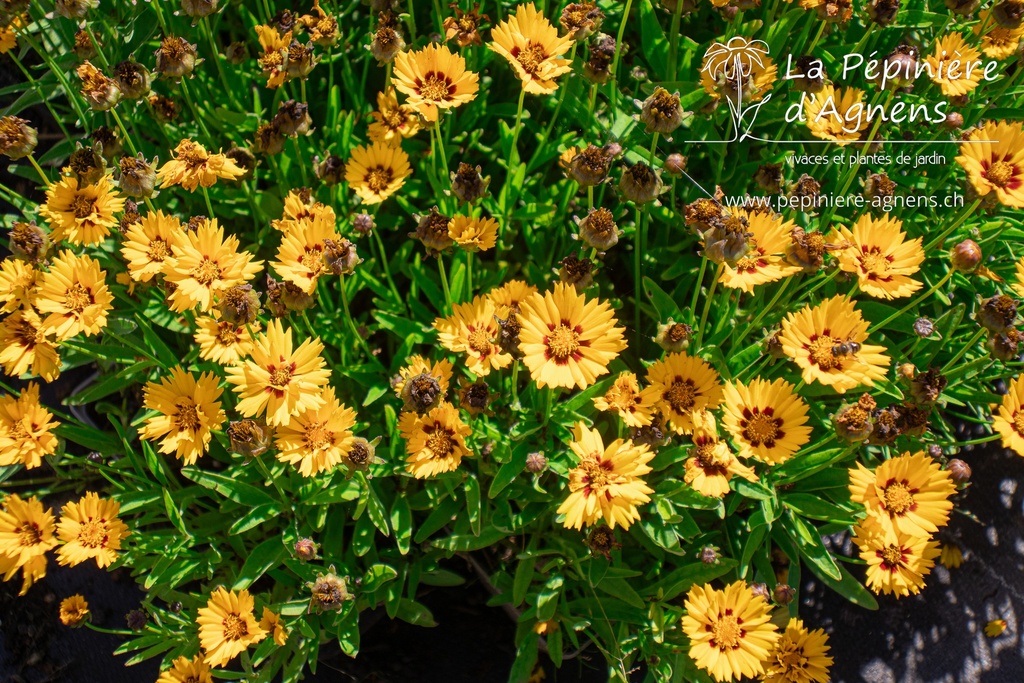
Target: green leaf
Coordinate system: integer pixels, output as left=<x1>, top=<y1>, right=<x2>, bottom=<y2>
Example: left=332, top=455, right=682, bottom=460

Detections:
left=181, top=468, right=276, bottom=507
left=488, top=442, right=529, bottom=498
left=643, top=276, right=681, bottom=321
left=396, top=598, right=437, bottom=627
left=638, top=0, right=669, bottom=81
left=364, top=477, right=391, bottom=537
left=596, top=577, right=645, bottom=609
left=512, top=557, right=536, bottom=607
left=413, top=494, right=460, bottom=543
left=644, top=559, right=739, bottom=601
left=782, top=493, right=857, bottom=524
left=465, top=474, right=482, bottom=536
left=536, top=574, right=563, bottom=622
left=779, top=511, right=841, bottom=581
left=391, top=495, right=412, bottom=555
left=232, top=537, right=286, bottom=590
left=228, top=504, right=279, bottom=535
left=161, top=488, right=190, bottom=538
left=361, top=564, right=398, bottom=594
left=431, top=527, right=507, bottom=552
left=805, top=562, right=879, bottom=610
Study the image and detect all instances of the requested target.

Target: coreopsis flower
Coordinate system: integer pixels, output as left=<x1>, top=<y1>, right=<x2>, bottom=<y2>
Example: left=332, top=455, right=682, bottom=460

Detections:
left=721, top=378, right=811, bottom=465
left=592, top=372, right=658, bottom=428
left=940, top=541, right=963, bottom=568
left=556, top=422, right=654, bottom=530
left=975, top=9, right=1024, bottom=58
left=368, top=87, right=422, bottom=145
left=992, top=372, right=1024, bottom=455
left=59, top=594, right=90, bottom=626
left=489, top=279, right=538, bottom=310
left=255, top=24, right=291, bottom=87
left=489, top=3, right=574, bottom=94
left=0, top=384, right=59, bottom=470
left=225, top=319, right=332, bottom=426
left=681, top=580, right=780, bottom=683
left=164, top=221, right=264, bottom=312
left=699, top=37, right=777, bottom=105
left=393, top=43, right=480, bottom=121
left=985, top=619, right=1008, bottom=637
left=140, top=367, right=226, bottom=466
left=762, top=618, right=833, bottom=683
left=0, top=258, right=37, bottom=313
left=298, top=2, right=339, bottom=46
left=560, top=2, right=602, bottom=41
left=0, top=115, right=37, bottom=160
left=157, top=139, right=245, bottom=191
left=157, top=656, right=214, bottom=683
left=259, top=607, right=288, bottom=646
left=75, top=61, right=121, bottom=110
left=803, top=85, right=870, bottom=143
left=955, top=120, right=1024, bottom=208
left=849, top=451, right=956, bottom=536
left=274, top=386, right=356, bottom=477
left=393, top=355, right=453, bottom=413
left=56, top=492, right=129, bottom=568
left=434, top=294, right=513, bottom=376
left=927, top=33, right=983, bottom=96
left=516, top=282, right=627, bottom=390
left=40, top=174, right=125, bottom=246
left=645, top=352, right=724, bottom=435
left=0, top=17, right=21, bottom=56
left=444, top=3, right=489, bottom=46
left=369, top=10, right=405, bottom=64
left=834, top=214, right=924, bottom=299
left=0, top=309, right=61, bottom=381
left=273, top=189, right=335, bottom=232
left=853, top=522, right=940, bottom=597
left=0, top=494, right=57, bottom=594
left=344, top=141, right=412, bottom=204
left=194, top=318, right=259, bottom=365
left=120, top=210, right=185, bottom=282
left=272, top=214, right=338, bottom=294
left=36, top=250, right=113, bottom=340
left=718, top=209, right=801, bottom=293
left=779, top=295, right=891, bottom=393
left=197, top=587, right=268, bottom=668
left=399, top=401, right=473, bottom=478
left=448, top=215, right=498, bottom=252
left=683, top=411, right=758, bottom=498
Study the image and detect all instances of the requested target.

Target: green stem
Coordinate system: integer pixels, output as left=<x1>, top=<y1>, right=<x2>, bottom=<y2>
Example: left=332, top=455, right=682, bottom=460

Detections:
left=371, top=228, right=406, bottom=312
left=633, top=204, right=648, bottom=347
left=695, top=263, right=724, bottom=349
left=179, top=78, right=213, bottom=142
left=26, top=154, right=50, bottom=187
left=941, top=328, right=985, bottom=374
left=110, top=108, right=139, bottom=157
left=869, top=270, right=953, bottom=333
left=339, top=273, right=373, bottom=359
left=510, top=360, right=521, bottom=410
left=924, top=199, right=982, bottom=252
left=509, top=87, right=527, bottom=166
left=252, top=453, right=291, bottom=505
left=667, top=0, right=684, bottom=81
left=201, top=186, right=215, bottom=218
left=466, top=251, right=473, bottom=301
left=609, top=0, right=634, bottom=116
left=950, top=432, right=1000, bottom=447
left=19, top=30, right=90, bottom=129
left=292, top=137, right=309, bottom=185
left=437, top=254, right=453, bottom=313
left=689, top=253, right=708, bottom=323
left=747, top=277, right=792, bottom=333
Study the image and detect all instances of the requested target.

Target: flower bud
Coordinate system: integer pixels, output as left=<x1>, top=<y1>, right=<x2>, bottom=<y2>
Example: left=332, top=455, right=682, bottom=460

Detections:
left=352, top=213, right=375, bottom=236
left=524, top=450, right=547, bottom=473
left=618, top=161, right=663, bottom=204
left=947, top=458, right=972, bottom=485
left=945, top=111, right=964, bottom=130
left=154, top=36, right=199, bottom=79
left=574, top=207, right=620, bottom=251
left=116, top=154, right=158, bottom=199
left=314, top=154, right=344, bottom=185
left=322, top=238, right=361, bottom=275
left=664, top=153, right=687, bottom=177
left=227, top=419, right=272, bottom=459
left=113, top=60, right=152, bottom=100
left=450, top=162, right=490, bottom=204
left=294, top=537, right=319, bottom=561
left=950, top=239, right=982, bottom=273
left=636, top=87, right=685, bottom=135
left=977, top=294, right=1017, bottom=333
left=699, top=545, right=721, bottom=565
left=125, top=609, right=148, bottom=631
left=218, top=284, right=261, bottom=324
left=772, top=583, right=796, bottom=605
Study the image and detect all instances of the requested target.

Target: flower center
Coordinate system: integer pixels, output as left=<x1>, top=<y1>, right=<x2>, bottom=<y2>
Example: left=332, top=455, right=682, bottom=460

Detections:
left=467, top=327, right=492, bottom=355
left=579, top=458, right=612, bottom=493
left=806, top=334, right=842, bottom=371
left=664, top=378, right=697, bottom=413
left=173, top=399, right=200, bottom=432
left=12, top=318, right=40, bottom=348
left=860, top=247, right=890, bottom=274
left=216, top=323, right=241, bottom=346
left=418, top=71, right=454, bottom=102
left=71, top=194, right=95, bottom=219
left=1014, top=409, right=1024, bottom=435
left=304, top=422, right=333, bottom=451
left=348, top=441, right=369, bottom=465
left=879, top=544, right=905, bottom=569
left=147, top=238, right=170, bottom=262
left=514, top=42, right=548, bottom=76
left=425, top=425, right=454, bottom=458
left=77, top=520, right=108, bottom=548
left=268, top=364, right=294, bottom=388
left=546, top=324, right=581, bottom=361
left=222, top=613, right=248, bottom=641
left=178, top=144, right=208, bottom=169
left=17, top=522, right=42, bottom=547
left=695, top=441, right=728, bottom=469
left=365, top=166, right=393, bottom=193
left=299, top=246, right=326, bottom=273
left=986, top=160, right=1015, bottom=187
left=64, top=283, right=93, bottom=313
left=382, top=107, right=406, bottom=130
left=190, top=258, right=222, bottom=286
left=882, top=481, right=914, bottom=515
left=742, top=409, right=781, bottom=447
left=711, top=614, right=743, bottom=650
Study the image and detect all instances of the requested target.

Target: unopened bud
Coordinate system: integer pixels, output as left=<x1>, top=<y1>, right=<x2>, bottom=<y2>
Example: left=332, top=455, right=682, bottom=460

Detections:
left=525, top=451, right=547, bottom=473
left=950, top=239, right=982, bottom=272
left=294, top=538, right=319, bottom=561
left=772, top=583, right=796, bottom=605
left=947, top=458, right=972, bottom=485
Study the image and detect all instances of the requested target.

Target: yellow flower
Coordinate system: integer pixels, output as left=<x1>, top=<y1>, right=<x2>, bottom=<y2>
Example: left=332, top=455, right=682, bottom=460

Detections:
left=853, top=522, right=940, bottom=598
left=718, top=210, right=801, bottom=293
left=273, top=189, right=336, bottom=232
left=762, top=618, right=833, bottom=683
left=272, top=213, right=338, bottom=294
left=926, top=33, right=983, bottom=97
left=592, top=372, right=658, bottom=428
left=157, top=655, right=214, bottom=683
left=985, top=619, right=1008, bottom=637
left=721, top=377, right=811, bottom=465
left=0, top=17, right=20, bottom=55
left=488, top=279, right=538, bottom=311
left=140, top=367, right=226, bottom=466
left=255, top=25, right=291, bottom=88
left=833, top=213, right=924, bottom=299
left=517, top=283, right=627, bottom=390
left=448, top=215, right=498, bottom=252
left=803, top=85, right=870, bottom=144
left=56, top=492, right=130, bottom=568
left=120, top=210, right=186, bottom=282
left=393, top=355, right=454, bottom=412
left=556, top=422, right=654, bottom=530
left=163, top=220, right=264, bottom=313
left=848, top=451, right=955, bottom=536
left=0, top=494, right=57, bottom=581
left=59, top=594, right=90, bottom=626
left=699, top=37, right=777, bottom=105
left=779, top=295, right=891, bottom=393
left=274, top=386, right=356, bottom=477
left=225, top=319, right=332, bottom=426
left=259, top=607, right=288, bottom=646
left=975, top=10, right=1024, bottom=59
left=0, top=309, right=61, bottom=382
left=489, top=3, right=574, bottom=94
left=683, top=411, right=758, bottom=499
left=955, top=120, right=1024, bottom=209
left=194, top=317, right=259, bottom=365
left=939, top=541, right=963, bottom=569
left=40, top=174, right=124, bottom=246
left=681, top=580, right=780, bottom=682
left=399, top=401, right=472, bottom=478
left=36, top=250, right=114, bottom=340
left=197, top=587, right=268, bottom=668
left=157, top=139, right=245, bottom=191
left=434, top=294, right=512, bottom=377
left=368, top=87, right=422, bottom=145
left=0, top=257, right=39, bottom=313
left=0, top=383, right=59, bottom=470
left=344, top=141, right=413, bottom=204
left=393, top=43, right=480, bottom=122
left=645, top=352, right=723, bottom=435
left=1015, top=257, right=1024, bottom=299
left=994, top=373, right=1024, bottom=456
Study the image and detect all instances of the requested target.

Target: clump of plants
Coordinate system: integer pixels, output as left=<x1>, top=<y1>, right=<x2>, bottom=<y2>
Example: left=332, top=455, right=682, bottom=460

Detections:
left=1, top=0, right=1023, bottom=681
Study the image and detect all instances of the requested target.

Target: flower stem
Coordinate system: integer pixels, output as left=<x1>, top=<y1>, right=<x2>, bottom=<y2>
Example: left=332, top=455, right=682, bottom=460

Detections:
left=609, top=0, right=634, bottom=116
left=466, top=251, right=473, bottom=301
left=371, top=228, right=406, bottom=313
left=690, top=253, right=708, bottom=322
left=437, top=254, right=453, bottom=313
left=510, top=360, right=521, bottom=410
left=869, top=269, right=953, bottom=333
left=509, top=87, right=527, bottom=166
left=201, top=186, right=215, bottom=218
left=667, top=0, right=684, bottom=81
left=25, top=154, right=50, bottom=188
left=695, top=263, right=724, bottom=349
left=339, top=273, right=373, bottom=359
left=633, top=204, right=648, bottom=347
left=941, top=328, right=986, bottom=374
left=924, top=199, right=982, bottom=252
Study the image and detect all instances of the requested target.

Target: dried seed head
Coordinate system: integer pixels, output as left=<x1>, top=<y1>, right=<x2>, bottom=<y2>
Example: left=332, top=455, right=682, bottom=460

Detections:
left=272, top=8, right=297, bottom=32
left=9, top=221, right=49, bottom=264
left=273, top=99, right=313, bottom=136
left=181, top=0, right=219, bottom=20
left=618, top=161, right=663, bottom=204
left=630, top=415, right=669, bottom=449
left=816, top=0, right=853, bottom=23
left=988, top=327, right=1023, bottom=361
left=254, top=122, right=287, bottom=155
left=294, top=537, right=319, bottom=561
left=879, top=44, right=918, bottom=89
left=950, top=239, right=982, bottom=273
left=217, top=284, right=262, bottom=324
left=558, top=254, right=595, bottom=289
left=867, top=0, right=901, bottom=26
left=654, top=320, right=692, bottom=353
left=913, top=317, right=935, bottom=337
left=978, top=295, right=1017, bottom=333
left=371, top=12, right=405, bottom=63
left=789, top=56, right=826, bottom=93
left=458, top=380, right=491, bottom=416
left=567, top=144, right=615, bottom=186
left=91, top=126, right=124, bottom=162
left=224, top=147, right=256, bottom=181
left=54, top=0, right=99, bottom=18
left=868, top=404, right=903, bottom=445
left=701, top=211, right=752, bottom=265
left=864, top=171, right=897, bottom=203
left=286, top=41, right=317, bottom=79
left=116, top=154, right=158, bottom=199
left=314, top=154, right=344, bottom=186
left=148, top=94, right=180, bottom=123
left=125, top=609, right=148, bottom=631
left=266, top=274, right=315, bottom=315
left=76, top=61, right=121, bottom=111
left=909, top=368, right=948, bottom=406
left=750, top=582, right=771, bottom=601
left=773, top=583, right=796, bottom=605
left=993, top=0, right=1024, bottom=27
left=154, top=36, right=199, bottom=79
left=308, top=571, right=353, bottom=613
left=945, top=0, right=981, bottom=13
left=575, top=207, right=620, bottom=251
left=947, top=458, right=972, bottom=485
left=225, top=41, right=249, bottom=64
left=786, top=227, right=833, bottom=272
left=443, top=3, right=489, bottom=47
left=583, top=33, right=616, bottom=84
left=754, top=163, right=784, bottom=194
left=69, top=145, right=106, bottom=185
left=495, top=307, right=523, bottom=358
left=789, top=173, right=823, bottom=210
left=684, top=197, right=725, bottom=231
left=586, top=526, right=620, bottom=560
left=352, top=213, right=375, bottom=236
left=765, top=328, right=785, bottom=359
left=74, top=29, right=97, bottom=61
left=344, top=436, right=381, bottom=475
left=227, top=419, right=273, bottom=459
left=113, top=60, right=152, bottom=100
left=411, top=207, right=454, bottom=255
left=450, top=163, right=490, bottom=204
left=637, top=87, right=685, bottom=135
left=120, top=200, right=142, bottom=234
left=323, top=238, right=362, bottom=275
left=834, top=394, right=876, bottom=443
left=560, top=2, right=603, bottom=41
